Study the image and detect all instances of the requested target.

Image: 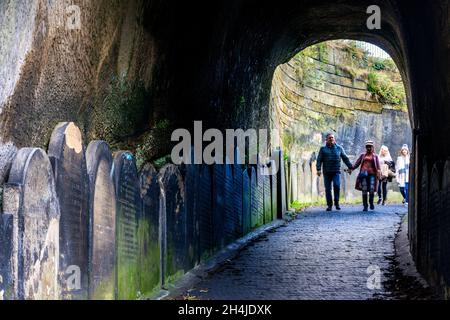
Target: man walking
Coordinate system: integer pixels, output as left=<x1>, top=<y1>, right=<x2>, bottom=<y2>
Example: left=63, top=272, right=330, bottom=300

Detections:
left=316, top=133, right=353, bottom=211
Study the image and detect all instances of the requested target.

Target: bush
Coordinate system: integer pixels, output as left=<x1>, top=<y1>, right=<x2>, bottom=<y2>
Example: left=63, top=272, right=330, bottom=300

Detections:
left=367, top=72, right=406, bottom=106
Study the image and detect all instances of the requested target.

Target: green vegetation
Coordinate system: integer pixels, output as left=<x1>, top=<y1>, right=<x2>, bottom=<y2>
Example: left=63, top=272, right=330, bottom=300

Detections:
left=293, top=49, right=323, bottom=87
left=134, top=119, right=173, bottom=170
left=367, top=71, right=406, bottom=107
left=98, top=75, right=150, bottom=145
left=137, top=219, right=161, bottom=298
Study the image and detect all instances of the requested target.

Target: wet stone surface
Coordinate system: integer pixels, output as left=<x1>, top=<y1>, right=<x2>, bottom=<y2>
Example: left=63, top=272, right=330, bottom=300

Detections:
left=181, top=205, right=427, bottom=300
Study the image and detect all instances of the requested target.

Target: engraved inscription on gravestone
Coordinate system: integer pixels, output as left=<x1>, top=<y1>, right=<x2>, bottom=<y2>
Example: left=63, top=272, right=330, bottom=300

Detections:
left=86, top=141, right=116, bottom=300
left=4, top=148, right=60, bottom=300
left=139, top=163, right=161, bottom=295
left=113, top=151, right=140, bottom=300
left=48, top=122, right=89, bottom=300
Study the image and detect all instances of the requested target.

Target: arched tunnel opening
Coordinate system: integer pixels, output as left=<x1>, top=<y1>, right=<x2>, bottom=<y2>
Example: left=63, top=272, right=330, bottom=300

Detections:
left=0, top=0, right=449, bottom=302
left=270, top=39, right=412, bottom=210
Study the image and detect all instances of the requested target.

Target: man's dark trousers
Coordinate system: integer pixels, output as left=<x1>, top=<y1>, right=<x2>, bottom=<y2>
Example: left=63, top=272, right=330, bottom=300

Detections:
left=323, top=172, right=341, bottom=207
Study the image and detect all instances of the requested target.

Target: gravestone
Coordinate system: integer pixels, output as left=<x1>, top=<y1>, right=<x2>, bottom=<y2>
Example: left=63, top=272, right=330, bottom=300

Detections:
left=271, top=173, right=278, bottom=221
left=256, top=165, right=264, bottom=227
left=198, top=165, right=213, bottom=261
left=232, top=165, right=243, bottom=238
left=298, top=160, right=306, bottom=201
left=183, top=162, right=199, bottom=269
left=419, top=158, right=429, bottom=271
left=242, top=168, right=251, bottom=234
left=250, top=167, right=258, bottom=229
left=158, top=165, right=186, bottom=285
left=297, top=163, right=302, bottom=200
left=291, top=163, right=298, bottom=202
left=86, top=141, right=116, bottom=300
left=304, top=160, right=312, bottom=202
left=212, top=165, right=225, bottom=250
left=3, top=148, right=60, bottom=300
left=48, top=122, right=89, bottom=300
left=429, top=166, right=441, bottom=280
left=113, top=151, right=141, bottom=300
left=0, top=214, right=13, bottom=300
left=441, top=160, right=450, bottom=283
left=273, top=148, right=286, bottom=219
left=263, top=171, right=272, bottom=224
left=224, top=164, right=236, bottom=244
left=139, top=163, right=161, bottom=295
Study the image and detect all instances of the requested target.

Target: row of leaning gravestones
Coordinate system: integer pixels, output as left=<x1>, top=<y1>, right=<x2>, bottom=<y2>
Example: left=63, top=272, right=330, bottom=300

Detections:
left=0, top=122, right=281, bottom=300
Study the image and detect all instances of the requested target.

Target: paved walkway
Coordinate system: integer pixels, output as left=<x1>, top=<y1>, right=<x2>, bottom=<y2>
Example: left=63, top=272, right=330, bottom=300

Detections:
left=183, top=205, right=407, bottom=300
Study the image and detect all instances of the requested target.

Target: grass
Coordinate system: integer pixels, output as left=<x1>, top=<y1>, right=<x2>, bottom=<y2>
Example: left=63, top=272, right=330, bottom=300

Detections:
left=290, top=191, right=405, bottom=213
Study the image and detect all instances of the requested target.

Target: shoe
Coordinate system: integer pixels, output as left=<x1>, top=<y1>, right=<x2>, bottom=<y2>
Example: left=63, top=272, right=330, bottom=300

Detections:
left=402, top=199, right=406, bottom=204
left=377, top=198, right=382, bottom=205
left=335, top=205, right=341, bottom=211
left=362, top=194, right=368, bottom=212
left=369, top=194, right=375, bottom=210
left=382, top=200, right=386, bottom=206
left=326, top=207, right=332, bottom=212
left=363, top=207, right=368, bottom=212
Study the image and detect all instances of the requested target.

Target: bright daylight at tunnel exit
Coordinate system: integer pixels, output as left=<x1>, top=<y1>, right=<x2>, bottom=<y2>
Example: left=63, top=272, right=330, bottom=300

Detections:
left=0, top=0, right=449, bottom=312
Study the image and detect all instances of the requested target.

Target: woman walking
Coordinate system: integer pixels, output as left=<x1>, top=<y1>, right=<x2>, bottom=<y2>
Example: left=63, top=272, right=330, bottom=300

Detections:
left=351, top=140, right=381, bottom=211
left=377, top=145, right=396, bottom=206
left=396, top=144, right=410, bottom=205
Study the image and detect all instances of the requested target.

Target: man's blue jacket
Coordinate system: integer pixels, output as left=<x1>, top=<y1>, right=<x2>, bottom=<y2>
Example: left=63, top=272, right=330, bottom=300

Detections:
left=316, top=144, right=353, bottom=174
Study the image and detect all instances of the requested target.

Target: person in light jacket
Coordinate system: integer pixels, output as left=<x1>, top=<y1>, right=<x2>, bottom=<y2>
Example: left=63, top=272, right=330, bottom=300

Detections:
left=377, top=145, right=396, bottom=206
left=396, top=144, right=410, bottom=205
left=351, top=140, right=381, bottom=212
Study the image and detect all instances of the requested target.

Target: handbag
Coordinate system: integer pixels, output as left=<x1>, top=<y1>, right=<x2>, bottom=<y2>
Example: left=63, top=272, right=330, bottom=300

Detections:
left=381, top=164, right=389, bottom=179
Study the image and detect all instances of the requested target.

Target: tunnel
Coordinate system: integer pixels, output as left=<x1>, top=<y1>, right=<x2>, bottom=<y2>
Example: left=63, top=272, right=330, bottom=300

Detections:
left=140, top=0, right=446, bottom=296
left=0, top=0, right=449, bottom=300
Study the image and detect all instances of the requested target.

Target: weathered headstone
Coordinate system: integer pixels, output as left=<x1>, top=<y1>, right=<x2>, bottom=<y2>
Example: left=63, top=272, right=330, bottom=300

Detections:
left=291, top=162, right=298, bottom=202
left=86, top=141, right=116, bottom=300
left=224, top=164, right=236, bottom=244
left=429, top=166, right=441, bottom=281
left=263, top=170, right=272, bottom=224
left=256, top=164, right=264, bottom=227
left=183, top=162, right=199, bottom=269
left=273, top=148, right=286, bottom=219
left=242, top=168, right=251, bottom=234
left=212, top=165, right=225, bottom=250
left=139, top=163, right=161, bottom=296
left=250, top=167, right=258, bottom=229
left=304, top=159, right=312, bottom=202
left=48, top=122, right=89, bottom=300
left=271, top=173, right=278, bottom=221
left=158, top=165, right=186, bottom=285
left=441, top=160, right=450, bottom=283
left=3, top=148, right=60, bottom=300
left=232, top=165, right=243, bottom=238
left=113, top=151, right=141, bottom=300
left=419, top=158, right=429, bottom=271
left=0, top=214, right=13, bottom=300
left=198, top=165, right=213, bottom=260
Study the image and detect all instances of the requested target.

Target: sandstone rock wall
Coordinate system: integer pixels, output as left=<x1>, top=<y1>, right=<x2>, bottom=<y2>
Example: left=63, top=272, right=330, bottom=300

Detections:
left=0, top=0, right=159, bottom=183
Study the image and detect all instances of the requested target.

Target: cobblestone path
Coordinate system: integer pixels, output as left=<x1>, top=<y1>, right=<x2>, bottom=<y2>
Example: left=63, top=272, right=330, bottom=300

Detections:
left=184, top=205, right=407, bottom=300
